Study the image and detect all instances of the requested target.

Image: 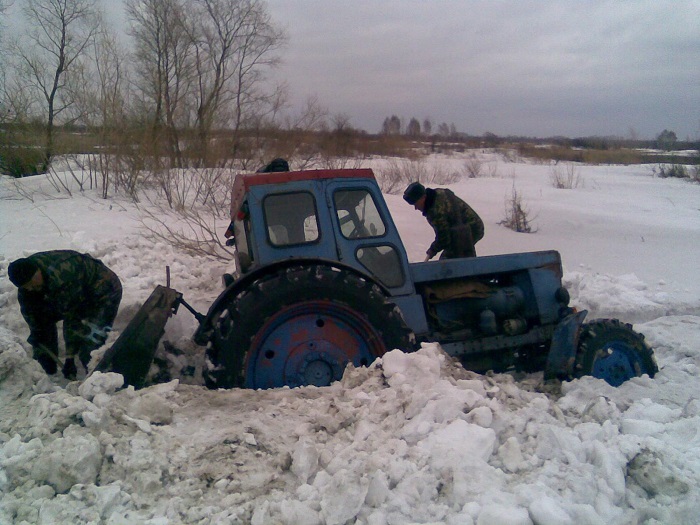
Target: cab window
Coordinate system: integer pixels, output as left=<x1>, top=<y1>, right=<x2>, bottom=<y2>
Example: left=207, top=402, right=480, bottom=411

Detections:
left=357, top=245, right=405, bottom=288
left=333, top=189, right=386, bottom=239
left=263, top=192, right=319, bottom=246
left=233, top=202, right=254, bottom=272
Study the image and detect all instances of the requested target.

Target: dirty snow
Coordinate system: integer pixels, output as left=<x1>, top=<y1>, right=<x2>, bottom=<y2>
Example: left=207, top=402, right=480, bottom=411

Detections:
left=1, top=152, right=699, bottom=524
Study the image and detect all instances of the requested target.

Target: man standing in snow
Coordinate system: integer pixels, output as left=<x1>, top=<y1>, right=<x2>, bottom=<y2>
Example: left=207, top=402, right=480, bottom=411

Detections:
left=403, top=182, right=484, bottom=260
left=8, top=250, right=122, bottom=379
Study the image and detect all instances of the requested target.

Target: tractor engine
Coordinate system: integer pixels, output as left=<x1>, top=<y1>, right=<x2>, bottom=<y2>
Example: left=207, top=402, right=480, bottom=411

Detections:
left=420, top=280, right=529, bottom=338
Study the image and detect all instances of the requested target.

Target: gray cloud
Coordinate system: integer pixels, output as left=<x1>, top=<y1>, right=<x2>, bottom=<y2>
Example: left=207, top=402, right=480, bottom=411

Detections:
left=268, top=0, right=700, bottom=139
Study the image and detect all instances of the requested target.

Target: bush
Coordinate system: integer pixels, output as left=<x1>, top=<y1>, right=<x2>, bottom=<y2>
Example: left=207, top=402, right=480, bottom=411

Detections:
left=375, top=158, right=462, bottom=194
left=653, top=163, right=689, bottom=179
left=0, top=147, right=46, bottom=177
left=500, top=183, right=536, bottom=233
left=464, top=157, right=483, bottom=178
left=549, top=163, right=582, bottom=189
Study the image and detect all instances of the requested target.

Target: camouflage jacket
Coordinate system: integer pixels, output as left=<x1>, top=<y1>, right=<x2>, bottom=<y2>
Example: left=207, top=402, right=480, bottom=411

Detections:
left=423, top=188, right=484, bottom=258
left=17, top=250, right=122, bottom=330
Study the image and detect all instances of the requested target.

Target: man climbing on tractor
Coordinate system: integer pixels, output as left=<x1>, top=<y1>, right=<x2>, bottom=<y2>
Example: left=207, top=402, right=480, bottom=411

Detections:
left=8, top=250, right=122, bottom=379
left=403, top=181, right=484, bottom=260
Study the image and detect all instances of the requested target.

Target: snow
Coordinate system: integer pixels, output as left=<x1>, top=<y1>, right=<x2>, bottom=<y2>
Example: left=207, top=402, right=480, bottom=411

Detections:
left=1, top=152, right=700, bottom=524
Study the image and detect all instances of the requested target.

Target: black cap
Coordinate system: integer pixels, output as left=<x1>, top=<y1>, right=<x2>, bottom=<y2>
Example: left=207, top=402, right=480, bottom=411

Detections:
left=8, top=258, right=39, bottom=287
left=257, top=158, right=290, bottom=173
left=403, top=182, right=426, bottom=204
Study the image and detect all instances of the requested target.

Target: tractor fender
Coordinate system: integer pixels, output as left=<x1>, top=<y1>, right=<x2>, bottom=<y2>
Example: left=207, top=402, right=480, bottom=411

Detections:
left=193, top=257, right=390, bottom=346
left=544, top=309, right=588, bottom=380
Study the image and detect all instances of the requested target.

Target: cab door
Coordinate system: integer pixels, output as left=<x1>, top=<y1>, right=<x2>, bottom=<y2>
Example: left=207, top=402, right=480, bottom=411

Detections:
left=327, top=180, right=414, bottom=297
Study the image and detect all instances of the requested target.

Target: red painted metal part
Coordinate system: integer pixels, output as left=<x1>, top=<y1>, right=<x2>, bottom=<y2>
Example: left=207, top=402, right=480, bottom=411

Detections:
left=230, top=168, right=376, bottom=221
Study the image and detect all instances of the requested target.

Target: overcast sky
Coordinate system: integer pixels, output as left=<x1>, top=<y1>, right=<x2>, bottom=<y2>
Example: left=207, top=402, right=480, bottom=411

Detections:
left=262, top=0, right=699, bottom=139
left=38, top=0, right=700, bottom=140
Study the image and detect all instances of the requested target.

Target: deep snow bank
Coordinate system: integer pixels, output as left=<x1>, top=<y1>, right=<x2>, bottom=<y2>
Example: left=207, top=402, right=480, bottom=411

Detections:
left=2, top=326, right=700, bottom=525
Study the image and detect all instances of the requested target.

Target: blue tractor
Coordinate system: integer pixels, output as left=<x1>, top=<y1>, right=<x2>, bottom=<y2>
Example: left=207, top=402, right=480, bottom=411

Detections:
left=192, top=168, right=657, bottom=389
left=99, top=168, right=657, bottom=389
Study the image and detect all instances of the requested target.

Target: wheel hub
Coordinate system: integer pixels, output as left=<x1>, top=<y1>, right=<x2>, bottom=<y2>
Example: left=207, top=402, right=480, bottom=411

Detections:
left=592, top=342, right=641, bottom=387
left=293, top=349, right=343, bottom=387
left=244, top=301, right=384, bottom=389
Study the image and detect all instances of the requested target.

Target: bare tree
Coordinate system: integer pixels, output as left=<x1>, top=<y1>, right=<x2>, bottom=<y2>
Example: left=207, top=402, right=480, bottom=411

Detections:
left=127, top=0, right=284, bottom=169
left=382, top=115, right=401, bottom=135
left=406, top=117, right=421, bottom=137
left=74, top=22, right=134, bottom=198
left=422, top=118, right=432, bottom=136
left=193, top=0, right=284, bottom=164
left=10, top=0, right=101, bottom=171
left=127, top=0, right=195, bottom=169
left=0, top=1, right=14, bottom=126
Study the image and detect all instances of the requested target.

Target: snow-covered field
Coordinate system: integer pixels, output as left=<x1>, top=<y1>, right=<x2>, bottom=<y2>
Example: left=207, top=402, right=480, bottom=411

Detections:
left=1, top=152, right=699, bottom=524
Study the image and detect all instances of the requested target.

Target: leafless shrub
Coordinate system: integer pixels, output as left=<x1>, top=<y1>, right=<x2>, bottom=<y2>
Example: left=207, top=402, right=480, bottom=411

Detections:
left=497, top=148, right=519, bottom=163
left=465, top=157, right=483, bottom=178
left=140, top=167, right=236, bottom=259
left=549, top=163, right=583, bottom=189
left=375, top=158, right=462, bottom=194
left=5, top=178, right=36, bottom=202
left=46, top=157, right=97, bottom=196
left=466, top=158, right=499, bottom=178
left=652, top=163, right=689, bottom=179
left=83, top=153, right=143, bottom=201
left=485, top=161, right=499, bottom=178
left=145, top=167, right=233, bottom=212
left=140, top=205, right=234, bottom=260
left=500, top=183, right=536, bottom=233
left=318, top=157, right=364, bottom=170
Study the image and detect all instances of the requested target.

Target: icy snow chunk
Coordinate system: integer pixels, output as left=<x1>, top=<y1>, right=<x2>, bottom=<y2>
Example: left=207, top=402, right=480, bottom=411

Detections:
left=418, top=419, right=496, bottom=469
left=81, top=405, right=109, bottom=429
left=125, top=392, right=174, bottom=425
left=528, top=496, right=574, bottom=525
left=535, top=426, right=585, bottom=462
left=476, top=504, right=532, bottom=525
left=456, top=379, right=488, bottom=397
left=382, top=345, right=442, bottom=388
left=627, top=449, right=690, bottom=497
left=466, top=406, right=493, bottom=427
left=365, top=470, right=390, bottom=507
left=620, top=418, right=665, bottom=437
left=318, top=469, right=369, bottom=525
left=31, top=427, right=102, bottom=493
left=92, top=483, right=126, bottom=519
left=291, top=439, right=319, bottom=483
left=624, top=398, right=681, bottom=423
left=121, top=414, right=152, bottom=434
left=279, top=500, right=322, bottom=525
left=497, top=437, right=524, bottom=473
left=79, top=371, right=124, bottom=401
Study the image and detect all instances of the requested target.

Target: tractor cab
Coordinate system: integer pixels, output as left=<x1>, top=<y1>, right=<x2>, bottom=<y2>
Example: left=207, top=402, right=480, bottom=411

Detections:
left=227, top=169, right=413, bottom=294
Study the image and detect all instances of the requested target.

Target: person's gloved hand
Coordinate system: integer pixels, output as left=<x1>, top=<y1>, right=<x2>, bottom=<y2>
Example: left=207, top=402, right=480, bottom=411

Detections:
left=62, top=358, right=77, bottom=380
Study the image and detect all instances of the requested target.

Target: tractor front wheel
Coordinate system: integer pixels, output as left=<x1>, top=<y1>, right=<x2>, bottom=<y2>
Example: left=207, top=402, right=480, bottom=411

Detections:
left=575, top=319, right=657, bottom=386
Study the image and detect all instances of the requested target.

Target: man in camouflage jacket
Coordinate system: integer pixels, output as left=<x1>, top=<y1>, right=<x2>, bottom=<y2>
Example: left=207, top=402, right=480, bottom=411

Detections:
left=403, top=182, right=484, bottom=260
left=8, top=250, right=122, bottom=379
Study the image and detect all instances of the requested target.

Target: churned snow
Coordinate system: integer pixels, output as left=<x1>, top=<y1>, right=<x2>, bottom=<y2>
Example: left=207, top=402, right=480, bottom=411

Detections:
left=1, top=152, right=699, bottom=524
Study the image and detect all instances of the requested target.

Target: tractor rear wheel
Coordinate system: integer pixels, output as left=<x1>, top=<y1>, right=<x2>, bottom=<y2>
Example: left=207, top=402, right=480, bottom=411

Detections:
left=204, top=264, right=414, bottom=389
left=575, top=319, right=657, bottom=386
